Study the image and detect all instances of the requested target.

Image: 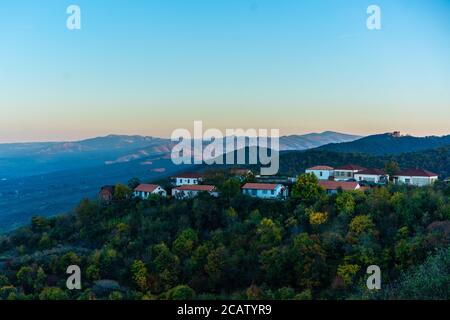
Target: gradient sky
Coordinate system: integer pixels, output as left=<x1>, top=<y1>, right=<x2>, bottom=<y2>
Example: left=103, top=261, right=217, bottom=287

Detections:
left=0, top=0, right=449, bottom=142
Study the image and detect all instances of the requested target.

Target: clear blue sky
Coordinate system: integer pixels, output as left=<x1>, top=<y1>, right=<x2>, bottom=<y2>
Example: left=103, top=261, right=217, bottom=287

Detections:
left=1, top=0, right=449, bottom=142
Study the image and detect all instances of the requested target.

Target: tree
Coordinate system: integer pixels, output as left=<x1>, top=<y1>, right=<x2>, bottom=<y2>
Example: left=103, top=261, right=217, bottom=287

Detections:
left=385, top=160, right=400, bottom=177
left=16, top=266, right=34, bottom=292
left=309, top=212, right=328, bottom=226
left=336, top=192, right=355, bottom=217
left=152, top=243, right=180, bottom=291
left=131, top=260, right=148, bottom=292
left=172, top=229, right=198, bottom=258
left=114, top=183, right=131, bottom=201
left=337, top=264, right=361, bottom=286
left=291, top=233, right=327, bottom=289
left=39, top=287, right=69, bottom=300
left=219, top=178, right=241, bottom=200
left=127, top=177, right=141, bottom=190
left=349, top=215, right=375, bottom=235
left=256, top=218, right=282, bottom=247
left=164, top=285, right=195, bottom=300
left=292, top=173, right=321, bottom=204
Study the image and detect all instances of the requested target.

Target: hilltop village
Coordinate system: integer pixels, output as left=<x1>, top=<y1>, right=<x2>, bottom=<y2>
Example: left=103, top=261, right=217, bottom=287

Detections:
left=99, top=164, right=441, bottom=202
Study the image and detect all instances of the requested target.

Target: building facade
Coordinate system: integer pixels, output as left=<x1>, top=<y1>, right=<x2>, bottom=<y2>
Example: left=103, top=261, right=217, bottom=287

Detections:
left=241, top=183, right=288, bottom=199
left=305, top=166, right=334, bottom=180
left=134, top=184, right=167, bottom=199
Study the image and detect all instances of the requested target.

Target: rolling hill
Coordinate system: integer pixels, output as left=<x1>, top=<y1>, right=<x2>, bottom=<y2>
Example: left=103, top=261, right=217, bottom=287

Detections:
left=316, top=132, right=450, bottom=155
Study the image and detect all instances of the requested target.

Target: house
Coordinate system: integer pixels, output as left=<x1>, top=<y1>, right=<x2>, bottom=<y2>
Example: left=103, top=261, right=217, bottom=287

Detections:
left=319, top=180, right=361, bottom=195
left=173, top=173, right=203, bottom=186
left=172, top=185, right=218, bottom=199
left=305, top=166, right=334, bottom=180
left=334, top=164, right=366, bottom=181
left=99, top=185, right=115, bottom=202
left=354, top=168, right=389, bottom=184
left=393, top=169, right=438, bottom=186
left=241, top=183, right=288, bottom=199
left=134, top=184, right=167, bottom=199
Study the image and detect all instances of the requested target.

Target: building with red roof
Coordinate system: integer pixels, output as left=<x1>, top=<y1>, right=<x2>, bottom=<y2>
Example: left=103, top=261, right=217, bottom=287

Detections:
left=334, top=164, right=366, bottom=181
left=134, top=184, right=167, bottom=199
left=354, top=168, right=388, bottom=184
left=241, top=183, right=288, bottom=199
left=393, top=169, right=438, bottom=186
left=319, top=180, right=361, bottom=194
left=172, top=184, right=218, bottom=199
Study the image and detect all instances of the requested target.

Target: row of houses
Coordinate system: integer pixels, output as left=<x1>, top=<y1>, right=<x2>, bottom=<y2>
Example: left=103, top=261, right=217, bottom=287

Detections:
left=100, top=164, right=442, bottom=202
left=306, top=165, right=439, bottom=187
left=132, top=182, right=288, bottom=200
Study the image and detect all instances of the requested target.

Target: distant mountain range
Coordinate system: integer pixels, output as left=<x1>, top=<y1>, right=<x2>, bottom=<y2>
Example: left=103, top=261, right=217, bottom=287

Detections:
left=279, top=131, right=361, bottom=150
left=317, top=132, right=450, bottom=155
left=0, top=131, right=360, bottom=179
left=0, top=131, right=360, bottom=232
left=3, top=130, right=449, bottom=232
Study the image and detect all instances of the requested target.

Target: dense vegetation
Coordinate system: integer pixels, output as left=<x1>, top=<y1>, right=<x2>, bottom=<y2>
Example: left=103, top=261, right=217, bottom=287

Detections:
left=0, top=172, right=449, bottom=300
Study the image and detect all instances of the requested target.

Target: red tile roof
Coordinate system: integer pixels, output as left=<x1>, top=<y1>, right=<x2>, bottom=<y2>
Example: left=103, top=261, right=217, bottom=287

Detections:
left=335, top=164, right=366, bottom=171
left=319, top=180, right=360, bottom=191
left=134, top=184, right=160, bottom=193
left=396, top=169, right=438, bottom=177
left=307, top=166, right=334, bottom=170
left=242, top=183, right=279, bottom=190
left=175, top=185, right=216, bottom=192
left=355, top=168, right=386, bottom=175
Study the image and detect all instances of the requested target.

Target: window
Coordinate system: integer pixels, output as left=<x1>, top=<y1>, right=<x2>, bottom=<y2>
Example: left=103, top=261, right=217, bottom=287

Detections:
left=263, top=190, right=267, bottom=194
left=271, top=190, right=274, bottom=195
left=320, top=171, right=323, bottom=177
left=252, top=190, right=257, bottom=196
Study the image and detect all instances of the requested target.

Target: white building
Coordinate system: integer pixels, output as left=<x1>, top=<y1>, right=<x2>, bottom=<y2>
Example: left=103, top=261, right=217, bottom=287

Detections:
left=134, top=184, right=167, bottom=199
left=319, top=180, right=361, bottom=195
left=173, top=173, right=203, bottom=186
left=305, top=166, right=334, bottom=180
left=334, top=164, right=366, bottom=181
left=172, top=184, right=218, bottom=199
left=354, top=169, right=388, bottom=184
left=241, top=183, right=288, bottom=199
left=393, top=169, right=438, bottom=186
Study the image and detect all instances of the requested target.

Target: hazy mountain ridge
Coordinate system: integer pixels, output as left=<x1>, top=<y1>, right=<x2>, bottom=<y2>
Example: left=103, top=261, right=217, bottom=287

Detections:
left=316, top=132, right=450, bottom=155
left=0, top=132, right=360, bottom=178
left=280, top=131, right=361, bottom=150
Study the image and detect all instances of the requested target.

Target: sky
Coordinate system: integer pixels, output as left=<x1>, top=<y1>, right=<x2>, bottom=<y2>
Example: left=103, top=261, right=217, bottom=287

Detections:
left=0, top=0, right=449, bottom=143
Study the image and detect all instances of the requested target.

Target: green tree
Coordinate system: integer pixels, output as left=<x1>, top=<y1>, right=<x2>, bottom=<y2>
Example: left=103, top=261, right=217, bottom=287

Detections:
left=164, top=285, right=195, bottom=300
left=292, top=173, right=321, bottom=204
left=257, top=218, right=282, bottom=247
left=336, top=192, right=355, bottom=217
left=114, top=183, right=131, bottom=201
left=131, top=260, right=149, bottom=292
left=39, top=287, right=69, bottom=300
left=173, top=229, right=198, bottom=258
left=385, top=160, right=400, bottom=177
